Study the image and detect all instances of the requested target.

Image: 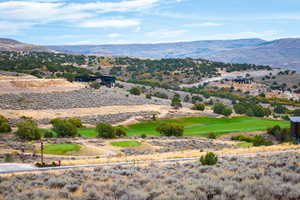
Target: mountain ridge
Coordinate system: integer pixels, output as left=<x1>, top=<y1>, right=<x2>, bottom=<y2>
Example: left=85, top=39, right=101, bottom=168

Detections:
left=0, top=37, right=299, bottom=72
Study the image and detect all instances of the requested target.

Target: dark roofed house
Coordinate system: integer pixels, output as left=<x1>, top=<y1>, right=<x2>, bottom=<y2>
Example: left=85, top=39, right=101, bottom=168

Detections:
left=289, top=117, right=300, bottom=143
left=75, top=75, right=116, bottom=88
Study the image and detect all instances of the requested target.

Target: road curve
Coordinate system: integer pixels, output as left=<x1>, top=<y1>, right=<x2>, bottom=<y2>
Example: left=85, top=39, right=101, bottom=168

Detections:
left=0, top=149, right=299, bottom=175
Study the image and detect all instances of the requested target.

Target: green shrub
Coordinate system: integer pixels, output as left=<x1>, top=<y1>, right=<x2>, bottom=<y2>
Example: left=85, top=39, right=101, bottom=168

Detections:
left=274, top=104, right=287, bottom=114
left=96, top=123, right=116, bottom=138
left=146, top=93, right=152, bottom=99
left=213, top=103, right=232, bottom=116
left=44, top=131, right=53, bottom=138
left=191, top=96, right=203, bottom=104
left=115, top=126, right=127, bottom=137
left=200, top=152, right=218, bottom=165
left=156, top=123, right=184, bottom=137
left=15, top=120, right=41, bottom=140
left=207, top=132, right=217, bottom=139
left=192, top=104, right=205, bottom=111
left=51, top=118, right=78, bottom=137
left=0, top=122, right=11, bottom=133
left=153, top=92, right=168, bottom=99
left=141, top=134, right=147, bottom=139
left=129, top=87, right=141, bottom=95
left=0, top=115, right=11, bottom=133
left=4, top=153, right=14, bottom=162
left=252, top=135, right=273, bottom=146
left=267, top=125, right=292, bottom=143
left=89, top=81, right=101, bottom=89
left=171, top=94, right=182, bottom=109
left=231, top=135, right=253, bottom=143
left=68, top=118, right=84, bottom=128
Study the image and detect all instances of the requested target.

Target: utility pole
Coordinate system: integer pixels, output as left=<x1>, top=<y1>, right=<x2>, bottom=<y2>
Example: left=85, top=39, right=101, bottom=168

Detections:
left=40, top=139, right=44, bottom=166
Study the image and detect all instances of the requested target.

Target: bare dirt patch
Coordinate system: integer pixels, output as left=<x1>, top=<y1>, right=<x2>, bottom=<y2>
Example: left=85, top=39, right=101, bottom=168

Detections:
left=0, top=75, right=84, bottom=94
left=0, top=105, right=205, bottom=120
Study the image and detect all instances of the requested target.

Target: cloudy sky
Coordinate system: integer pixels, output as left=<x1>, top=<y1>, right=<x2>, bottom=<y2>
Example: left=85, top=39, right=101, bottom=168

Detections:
left=0, top=0, right=300, bottom=45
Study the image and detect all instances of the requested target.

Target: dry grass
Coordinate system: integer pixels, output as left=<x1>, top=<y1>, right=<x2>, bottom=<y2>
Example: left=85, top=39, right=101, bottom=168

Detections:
left=61, top=143, right=300, bottom=166
left=0, top=105, right=202, bottom=120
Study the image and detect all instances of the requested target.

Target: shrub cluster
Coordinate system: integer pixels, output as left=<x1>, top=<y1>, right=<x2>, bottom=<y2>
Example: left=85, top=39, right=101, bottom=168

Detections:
left=234, top=101, right=271, bottom=117
left=129, top=87, right=141, bottom=95
left=192, top=103, right=205, bottom=111
left=200, top=152, right=218, bottom=165
left=156, top=123, right=184, bottom=137
left=50, top=118, right=78, bottom=137
left=0, top=115, right=11, bottom=133
left=153, top=92, right=168, bottom=99
left=171, top=94, right=182, bottom=109
left=68, top=118, right=84, bottom=128
left=231, top=135, right=273, bottom=146
left=89, top=81, right=101, bottom=89
left=213, top=103, right=232, bottom=116
left=15, top=119, right=41, bottom=140
left=267, top=125, right=292, bottom=143
left=207, top=132, right=217, bottom=139
left=96, top=123, right=127, bottom=138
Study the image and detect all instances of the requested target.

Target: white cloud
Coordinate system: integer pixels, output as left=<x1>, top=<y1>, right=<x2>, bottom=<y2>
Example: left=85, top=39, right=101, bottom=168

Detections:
left=146, top=29, right=187, bottom=38
left=79, top=19, right=140, bottom=28
left=108, top=33, right=121, bottom=38
left=0, top=0, right=161, bottom=33
left=0, top=21, right=35, bottom=35
left=184, top=22, right=223, bottom=27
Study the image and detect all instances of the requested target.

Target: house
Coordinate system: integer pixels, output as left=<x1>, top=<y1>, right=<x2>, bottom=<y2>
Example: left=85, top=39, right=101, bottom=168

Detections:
left=289, top=117, right=300, bottom=143
left=75, top=75, right=116, bottom=88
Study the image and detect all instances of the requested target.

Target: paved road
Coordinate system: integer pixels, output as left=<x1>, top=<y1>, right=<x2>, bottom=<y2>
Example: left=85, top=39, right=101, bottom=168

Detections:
left=0, top=149, right=299, bottom=175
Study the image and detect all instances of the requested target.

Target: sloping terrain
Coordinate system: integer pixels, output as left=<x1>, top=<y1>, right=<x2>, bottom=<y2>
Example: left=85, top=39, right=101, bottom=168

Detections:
left=48, top=38, right=265, bottom=58
left=48, top=38, right=300, bottom=72
left=205, top=38, right=300, bottom=72
left=0, top=38, right=54, bottom=52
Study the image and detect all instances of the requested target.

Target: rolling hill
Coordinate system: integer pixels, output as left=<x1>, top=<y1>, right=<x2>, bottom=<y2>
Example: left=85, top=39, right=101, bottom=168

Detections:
left=204, top=38, right=300, bottom=72
left=0, top=38, right=54, bottom=52
left=48, top=38, right=265, bottom=58
left=1, top=37, right=300, bottom=72
left=47, top=38, right=300, bottom=72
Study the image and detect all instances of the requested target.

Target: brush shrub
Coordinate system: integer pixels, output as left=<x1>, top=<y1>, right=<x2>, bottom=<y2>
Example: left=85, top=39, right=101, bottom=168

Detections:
left=156, top=123, right=184, bottom=137
left=200, top=152, right=218, bottom=165
left=15, top=119, right=41, bottom=140
left=0, top=115, right=11, bottom=133
left=51, top=118, right=78, bottom=137
left=96, top=123, right=116, bottom=138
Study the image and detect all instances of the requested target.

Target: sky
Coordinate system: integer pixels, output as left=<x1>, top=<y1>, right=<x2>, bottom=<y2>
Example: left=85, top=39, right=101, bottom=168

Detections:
left=0, top=0, right=300, bottom=45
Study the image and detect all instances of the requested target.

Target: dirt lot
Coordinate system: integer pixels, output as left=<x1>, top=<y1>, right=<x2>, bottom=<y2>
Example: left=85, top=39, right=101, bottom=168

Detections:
left=0, top=75, right=84, bottom=94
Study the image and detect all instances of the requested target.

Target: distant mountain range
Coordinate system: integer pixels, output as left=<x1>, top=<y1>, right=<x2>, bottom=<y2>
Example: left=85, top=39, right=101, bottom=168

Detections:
left=1, top=37, right=299, bottom=72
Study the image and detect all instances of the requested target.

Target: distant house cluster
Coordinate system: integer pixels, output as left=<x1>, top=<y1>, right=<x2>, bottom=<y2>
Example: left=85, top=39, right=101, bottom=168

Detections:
left=75, top=75, right=116, bottom=88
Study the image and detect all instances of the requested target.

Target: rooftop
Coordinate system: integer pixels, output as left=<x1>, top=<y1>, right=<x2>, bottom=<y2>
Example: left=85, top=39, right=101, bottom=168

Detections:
left=289, top=116, right=300, bottom=123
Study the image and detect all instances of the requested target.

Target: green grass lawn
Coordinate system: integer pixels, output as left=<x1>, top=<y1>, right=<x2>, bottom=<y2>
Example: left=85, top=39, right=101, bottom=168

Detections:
left=236, top=142, right=254, bottom=148
left=42, top=116, right=289, bottom=138
left=43, top=144, right=82, bottom=155
left=122, top=116, right=289, bottom=136
left=110, top=141, right=142, bottom=147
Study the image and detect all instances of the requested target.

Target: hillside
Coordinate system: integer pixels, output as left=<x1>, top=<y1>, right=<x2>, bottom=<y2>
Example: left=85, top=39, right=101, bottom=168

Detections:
left=48, top=38, right=265, bottom=58
left=47, top=38, right=300, bottom=72
left=205, top=38, right=300, bottom=72
left=0, top=38, right=54, bottom=52
left=1, top=37, right=300, bottom=72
